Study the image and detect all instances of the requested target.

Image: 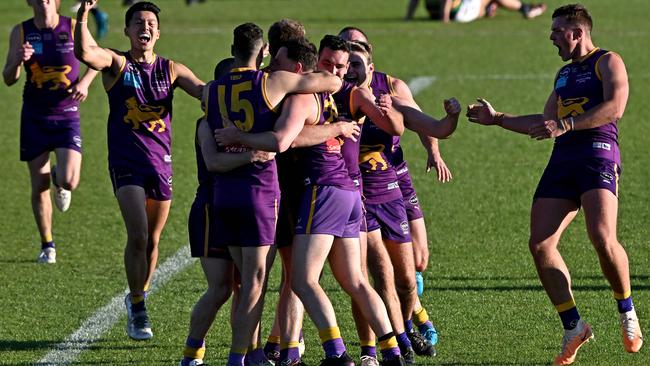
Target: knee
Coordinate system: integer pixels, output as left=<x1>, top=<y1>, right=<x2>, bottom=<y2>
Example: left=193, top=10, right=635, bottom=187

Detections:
left=127, top=230, right=149, bottom=250
left=291, top=276, right=316, bottom=299
left=528, top=238, right=555, bottom=259
left=59, top=178, right=78, bottom=191
left=395, top=277, right=416, bottom=297
left=32, top=175, right=50, bottom=194
left=206, top=285, right=232, bottom=306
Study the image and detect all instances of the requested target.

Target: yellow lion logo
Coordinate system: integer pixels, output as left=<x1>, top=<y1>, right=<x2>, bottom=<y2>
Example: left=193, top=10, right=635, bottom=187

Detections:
left=123, top=97, right=167, bottom=132
left=359, top=144, right=388, bottom=171
left=29, top=62, right=72, bottom=90
left=557, top=96, right=589, bottom=118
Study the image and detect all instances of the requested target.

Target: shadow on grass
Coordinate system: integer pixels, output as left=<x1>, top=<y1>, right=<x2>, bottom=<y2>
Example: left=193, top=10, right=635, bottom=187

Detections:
left=437, top=362, right=549, bottom=366
left=0, top=339, right=58, bottom=352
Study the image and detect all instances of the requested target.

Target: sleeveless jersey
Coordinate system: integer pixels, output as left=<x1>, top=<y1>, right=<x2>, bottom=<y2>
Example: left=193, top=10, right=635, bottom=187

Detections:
left=194, top=117, right=212, bottom=196
left=21, top=16, right=80, bottom=119
left=294, top=93, right=355, bottom=190
left=360, top=71, right=402, bottom=203
left=205, top=68, right=279, bottom=191
left=333, top=80, right=364, bottom=184
left=552, top=48, right=620, bottom=165
left=106, top=52, right=174, bottom=174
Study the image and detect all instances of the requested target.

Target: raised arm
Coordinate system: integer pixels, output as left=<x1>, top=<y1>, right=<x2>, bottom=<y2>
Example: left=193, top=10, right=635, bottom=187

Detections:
left=172, top=61, right=205, bottom=99
left=3, top=25, right=31, bottom=86
left=214, top=93, right=314, bottom=152
left=353, top=86, right=404, bottom=136
left=198, top=119, right=274, bottom=173
left=74, top=0, right=120, bottom=72
left=264, top=70, right=342, bottom=107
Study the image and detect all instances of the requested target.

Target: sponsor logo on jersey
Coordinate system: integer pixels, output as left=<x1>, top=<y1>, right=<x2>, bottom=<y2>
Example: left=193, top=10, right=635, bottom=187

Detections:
left=593, top=142, right=611, bottom=151
left=400, top=221, right=409, bottom=235
left=409, top=195, right=419, bottom=205
left=58, top=32, right=69, bottom=42
left=64, top=106, right=78, bottom=112
left=600, top=171, right=614, bottom=184
left=164, top=154, right=172, bottom=163
left=73, top=135, right=82, bottom=148
left=387, top=182, right=399, bottom=190
left=555, top=68, right=570, bottom=90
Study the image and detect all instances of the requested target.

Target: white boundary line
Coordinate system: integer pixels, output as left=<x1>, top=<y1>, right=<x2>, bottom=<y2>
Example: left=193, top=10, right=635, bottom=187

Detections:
left=35, top=246, right=194, bottom=366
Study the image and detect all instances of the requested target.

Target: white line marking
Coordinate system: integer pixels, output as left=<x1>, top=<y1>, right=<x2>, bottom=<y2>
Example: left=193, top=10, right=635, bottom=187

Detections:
left=407, top=76, right=437, bottom=95
left=36, top=246, right=194, bottom=366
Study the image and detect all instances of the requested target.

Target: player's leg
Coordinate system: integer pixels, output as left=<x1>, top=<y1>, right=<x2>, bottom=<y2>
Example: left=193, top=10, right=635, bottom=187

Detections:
left=228, top=245, right=275, bottom=366
left=351, top=230, right=379, bottom=365
left=116, top=185, right=154, bottom=340
left=27, top=152, right=56, bottom=263
left=330, top=236, right=402, bottom=363
left=277, top=245, right=306, bottom=364
left=143, top=198, right=171, bottom=291
left=182, top=257, right=234, bottom=365
left=581, top=188, right=642, bottom=353
left=52, top=147, right=81, bottom=191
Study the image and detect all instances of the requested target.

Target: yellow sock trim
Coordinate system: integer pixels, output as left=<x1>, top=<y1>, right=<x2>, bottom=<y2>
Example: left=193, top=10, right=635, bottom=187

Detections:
left=231, top=348, right=248, bottom=355
left=319, top=327, right=342, bottom=343
left=183, top=346, right=206, bottom=359
left=378, top=336, right=398, bottom=350
left=143, top=282, right=150, bottom=293
left=413, top=307, right=429, bottom=325
left=614, top=291, right=632, bottom=300
left=280, top=341, right=301, bottom=349
left=248, top=342, right=261, bottom=352
left=360, top=339, right=376, bottom=347
left=267, top=335, right=281, bottom=344
left=555, top=299, right=577, bottom=313
left=43, top=233, right=53, bottom=243
left=130, top=293, right=145, bottom=304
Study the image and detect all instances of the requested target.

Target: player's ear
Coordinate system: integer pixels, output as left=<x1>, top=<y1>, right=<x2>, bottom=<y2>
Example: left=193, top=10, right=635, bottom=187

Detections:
left=295, top=62, right=303, bottom=74
left=368, top=62, right=374, bottom=73
left=573, top=27, right=583, bottom=40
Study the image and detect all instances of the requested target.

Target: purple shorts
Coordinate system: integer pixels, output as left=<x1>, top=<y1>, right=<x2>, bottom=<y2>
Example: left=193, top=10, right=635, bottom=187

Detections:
left=20, top=117, right=82, bottom=162
left=295, top=185, right=362, bottom=238
left=109, top=166, right=173, bottom=201
left=396, top=164, right=424, bottom=221
left=364, top=198, right=411, bottom=243
left=534, top=157, right=621, bottom=206
left=213, top=188, right=278, bottom=247
left=188, top=188, right=231, bottom=259
left=275, top=178, right=304, bottom=248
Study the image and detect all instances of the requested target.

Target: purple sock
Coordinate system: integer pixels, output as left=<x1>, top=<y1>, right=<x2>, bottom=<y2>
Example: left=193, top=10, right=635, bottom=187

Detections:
left=322, top=338, right=346, bottom=358
left=361, top=345, right=376, bottom=357
left=227, top=352, right=245, bottom=366
left=417, top=320, right=434, bottom=334
left=380, top=346, right=401, bottom=361
left=404, top=319, right=414, bottom=332
left=617, top=297, right=634, bottom=313
left=41, top=241, right=55, bottom=250
left=280, top=346, right=301, bottom=362
left=247, top=348, right=267, bottom=364
left=396, top=332, right=411, bottom=352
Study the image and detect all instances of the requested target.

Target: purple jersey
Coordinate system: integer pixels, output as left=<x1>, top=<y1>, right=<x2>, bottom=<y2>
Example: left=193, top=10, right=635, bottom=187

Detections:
left=333, top=80, right=364, bottom=185
left=205, top=68, right=280, bottom=193
left=294, top=93, right=355, bottom=190
left=106, top=52, right=174, bottom=174
left=360, top=71, right=401, bottom=203
left=552, top=48, right=620, bottom=165
left=193, top=117, right=212, bottom=194
left=21, top=16, right=80, bottom=119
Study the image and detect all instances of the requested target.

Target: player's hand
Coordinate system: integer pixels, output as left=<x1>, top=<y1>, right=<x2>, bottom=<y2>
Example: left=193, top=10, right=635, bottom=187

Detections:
left=250, top=150, right=276, bottom=163
left=67, top=81, right=90, bottom=102
left=214, top=120, right=241, bottom=146
left=466, top=98, right=500, bottom=125
left=528, top=119, right=567, bottom=140
left=19, top=42, right=35, bottom=63
left=79, top=0, right=98, bottom=14
left=377, top=93, right=393, bottom=115
left=444, top=97, right=461, bottom=116
left=427, top=153, right=453, bottom=182
left=335, top=121, right=360, bottom=142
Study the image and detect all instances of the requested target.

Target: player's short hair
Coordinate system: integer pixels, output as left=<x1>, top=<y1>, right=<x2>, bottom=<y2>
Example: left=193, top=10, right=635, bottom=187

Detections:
left=232, top=23, right=264, bottom=60
left=282, top=38, right=318, bottom=72
left=125, top=1, right=161, bottom=27
left=552, top=4, right=593, bottom=31
left=318, top=35, right=350, bottom=56
left=268, top=19, right=306, bottom=58
left=348, top=41, right=373, bottom=64
left=214, top=57, right=235, bottom=80
left=338, top=26, right=369, bottom=43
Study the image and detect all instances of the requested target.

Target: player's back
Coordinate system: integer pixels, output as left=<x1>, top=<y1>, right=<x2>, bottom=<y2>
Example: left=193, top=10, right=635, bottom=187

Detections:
left=205, top=68, right=279, bottom=190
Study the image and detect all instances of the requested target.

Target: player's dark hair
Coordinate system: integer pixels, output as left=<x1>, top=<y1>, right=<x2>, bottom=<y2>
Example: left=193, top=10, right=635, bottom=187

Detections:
left=268, top=19, right=306, bottom=58
left=282, top=38, right=317, bottom=72
left=552, top=4, right=593, bottom=31
left=318, top=35, right=350, bottom=56
left=348, top=41, right=373, bottom=64
left=214, top=57, right=235, bottom=80
left=232, top=23, right=264, bottom=60
left=338, top=26, right=369, bottom=43
left=125, top=1, right=161, bottom=27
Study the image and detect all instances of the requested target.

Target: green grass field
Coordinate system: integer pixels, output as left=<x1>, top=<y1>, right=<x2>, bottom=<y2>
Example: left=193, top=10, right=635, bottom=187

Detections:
left=1, top=0, right=649, bottom=365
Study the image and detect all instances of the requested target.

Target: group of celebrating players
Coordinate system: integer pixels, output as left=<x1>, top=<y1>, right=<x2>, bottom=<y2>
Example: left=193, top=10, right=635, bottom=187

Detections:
left=3, top=1, right=643, bottom=366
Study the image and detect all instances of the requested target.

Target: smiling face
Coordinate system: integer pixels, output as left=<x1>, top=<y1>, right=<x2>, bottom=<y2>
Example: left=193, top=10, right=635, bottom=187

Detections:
left=317, top=47, right=349, bottom=79
left=345, top=51, right=372, bottom=87
left=125, top=11, right=160, bottom=52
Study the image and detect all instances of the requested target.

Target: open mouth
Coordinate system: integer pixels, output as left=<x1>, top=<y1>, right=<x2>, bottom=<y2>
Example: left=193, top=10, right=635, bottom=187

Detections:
left=138, top=33, right=151, bottom=43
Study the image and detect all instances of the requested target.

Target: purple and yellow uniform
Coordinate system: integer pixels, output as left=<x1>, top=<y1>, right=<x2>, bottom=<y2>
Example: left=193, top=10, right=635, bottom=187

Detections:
left=107, top=52, right=174, bottom=201
left=534, top=48, right=621, bottom=204
left=188, top=118, right=231, bottom=259
left=275, top=151, right=303, bottom=248
left=360, top=72, right=411, bottom=243
left=20, top=16, right=82, bottom=161
left=294, top=92, right=362, bottom=238
left=206, top=68, right=279, bottom=247
left=333, top=80, right=364, bottom=187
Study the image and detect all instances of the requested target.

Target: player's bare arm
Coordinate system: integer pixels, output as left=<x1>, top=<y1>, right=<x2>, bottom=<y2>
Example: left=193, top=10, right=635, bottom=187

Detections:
left=264, top=70, right=342, bottom=107
left=291, top=121, right=360, bottom=148
left=68, top=67, right=100, bottom=102
left=172, top=62, right=205, bottom=99
left=214, top=93, right=312, bottom=152
left=353, top=86, right=404, bottom=135
left=3, top=25, right=33, bottom=86
left=198, top=119, right=274, bottom=173
left=467, top=97, right=546, bottom=135
left=74, top=1, right=122, bottom=77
